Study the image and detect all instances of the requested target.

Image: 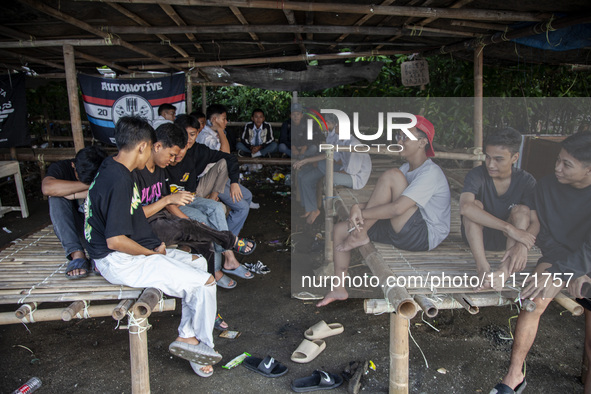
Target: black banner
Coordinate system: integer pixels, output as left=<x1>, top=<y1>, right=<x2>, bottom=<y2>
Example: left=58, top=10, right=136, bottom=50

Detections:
left=0, top=74, right=29, bottom=148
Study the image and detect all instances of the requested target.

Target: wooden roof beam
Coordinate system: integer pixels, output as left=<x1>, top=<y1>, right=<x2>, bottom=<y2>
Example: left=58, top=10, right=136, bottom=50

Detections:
left=0, top=38, right=121, bottom=48
left=81, top=0, right=547, bottom=23
left=0, top=49, right=64, bottom=70
left=159, top=4, right=204, bottom=53
left=305, top=11, right=314, bottom=40
left=229, top=6, right=265, bottom=51
left=283, top=10, right=307, bottom=55
left=75, top=51, right=134, bottom=74
left=330, top=0, right=396, bottom=50
left=106, top=3, right=190, bottom=58
left=18, top=0, right=184, bottom=71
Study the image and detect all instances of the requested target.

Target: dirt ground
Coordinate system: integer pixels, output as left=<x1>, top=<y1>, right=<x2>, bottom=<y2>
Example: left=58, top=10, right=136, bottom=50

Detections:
left=0, top=164, right=586, bottom=393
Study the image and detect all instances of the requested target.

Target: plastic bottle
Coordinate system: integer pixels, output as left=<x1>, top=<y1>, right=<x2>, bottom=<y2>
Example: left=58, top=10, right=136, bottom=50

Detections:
left=12, top=377, right=42, bottom=394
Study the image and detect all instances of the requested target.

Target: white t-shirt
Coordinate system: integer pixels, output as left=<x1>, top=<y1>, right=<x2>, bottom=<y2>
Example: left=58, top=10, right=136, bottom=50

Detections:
left=400, top=159, right=451, bottom=250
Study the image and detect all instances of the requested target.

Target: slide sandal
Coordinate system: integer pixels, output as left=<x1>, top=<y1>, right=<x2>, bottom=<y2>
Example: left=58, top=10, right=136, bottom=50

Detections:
left=243, top=355, right=288, bottom=378
left=304, top=320, right=344, bottom=340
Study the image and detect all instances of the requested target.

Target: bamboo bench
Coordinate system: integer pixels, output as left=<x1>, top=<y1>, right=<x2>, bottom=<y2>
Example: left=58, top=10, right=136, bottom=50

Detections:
left=322, top=159, right=582, bottom=393
left=0, top=225, right=176, bottom=393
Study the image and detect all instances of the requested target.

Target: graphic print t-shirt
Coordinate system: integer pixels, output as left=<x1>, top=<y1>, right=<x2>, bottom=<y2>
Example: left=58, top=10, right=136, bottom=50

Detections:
left=84, top=157, right=161, bottom=259
left=133, top=165, right=169, bottom=205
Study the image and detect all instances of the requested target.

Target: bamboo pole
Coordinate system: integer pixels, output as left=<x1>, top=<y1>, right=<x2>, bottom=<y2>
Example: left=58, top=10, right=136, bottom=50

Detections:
left=88, top=0, right=545, bottom=22
left=15, top=302, right=38, bottom=319
left=324, top=148, right=334, bottom=266
left=129, top=314, right=150, bottom=394
left=473, top=44, right=484, bottom=167
left=413, top=294, right=438, bottom=318
left=132, top=288, right=162, bottom=318
left=61, top=300, right=86, bottom=321
left=113, top=299, right=135, bottom=321
left=390, top=312, right=409, bottom=394
left=186, top=73, right=193, bottom=114
left=63, top=44, right=85, bottom=153
left=0, top=39, right=121, bottom=48
left=452, top=293, right=479, bottom=314
left=0, top=49, right=65, bottom=70
left=554, top=295, right=584, bottom=317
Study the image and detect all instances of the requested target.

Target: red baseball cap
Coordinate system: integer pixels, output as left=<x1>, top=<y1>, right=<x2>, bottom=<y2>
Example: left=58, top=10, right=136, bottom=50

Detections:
left=414, top=115, right=435, bottom=157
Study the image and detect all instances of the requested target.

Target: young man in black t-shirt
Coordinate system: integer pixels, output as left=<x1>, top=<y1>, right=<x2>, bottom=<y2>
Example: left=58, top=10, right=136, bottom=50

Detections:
left=42, top=146, right=107, bottom=279
left=490, top=132, right=591, bottom=393
left=85, top=117, right=222, bottom=377
left=460, top=128, right=537, bottom=288
left=134, top=123, right=256, bottom=291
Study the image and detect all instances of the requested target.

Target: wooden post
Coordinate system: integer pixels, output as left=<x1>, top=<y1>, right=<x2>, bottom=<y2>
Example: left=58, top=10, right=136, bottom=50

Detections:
left=473, top=45, right=484, bottom=167
left=324, top=148, right=334, bottom=265
left=390, top=312, right=409, bottom=393
left=186, top=73, right=193, bottom=114
left=201, top=85, right=207, bottom=114
left=292, top=90, right=298, bottom=103
left=129, top=314, right=150, bottom=393
left=63, top=44, right=85, bottom=153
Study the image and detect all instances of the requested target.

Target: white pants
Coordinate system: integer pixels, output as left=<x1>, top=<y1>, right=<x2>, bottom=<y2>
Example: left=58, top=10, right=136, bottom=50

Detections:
left=95, top=249, right=217, bottom=348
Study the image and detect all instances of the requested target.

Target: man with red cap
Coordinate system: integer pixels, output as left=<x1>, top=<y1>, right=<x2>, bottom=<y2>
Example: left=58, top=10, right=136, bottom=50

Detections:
left=317, top=114, right=451, bottom=307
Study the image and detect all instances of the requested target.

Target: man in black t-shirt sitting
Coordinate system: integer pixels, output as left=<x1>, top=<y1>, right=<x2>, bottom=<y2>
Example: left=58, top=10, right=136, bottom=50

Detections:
left=85, top=117, right=222, bottom=377
left=490, top=132, right=591, bottom=393
left=460, top=128, right=537, bottom=289
left=42, top=146, right=107, bottom=279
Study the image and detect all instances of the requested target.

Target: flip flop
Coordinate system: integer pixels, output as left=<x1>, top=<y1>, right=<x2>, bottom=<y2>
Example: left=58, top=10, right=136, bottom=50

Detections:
left=291, top=339, right=326, bottom=364
left=190, top=362, right=213, bottom=378
left=291, top=370, right=344, bottom=392
left=216, top=274, right=237, bottom=289
left=65, top=258, right=90, bottom=280
left=232, top=237, right=256, bottom=255
left=489, top=379, right=527, bottom=394
left=222, top=264, right=254, bottom=279
left=293, top=292, right=323, bottom=301
left=304, top=320, right=344, bottom=340
left=168, top=341, right=222, bottom=365
left=243, top=355, right=288, bottom=378
left=214, top=314, right=228, bottom=331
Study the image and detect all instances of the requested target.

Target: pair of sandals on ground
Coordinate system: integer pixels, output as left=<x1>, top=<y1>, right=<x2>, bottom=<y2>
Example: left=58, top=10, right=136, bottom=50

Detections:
left=64, top=235, right=257, bottom=279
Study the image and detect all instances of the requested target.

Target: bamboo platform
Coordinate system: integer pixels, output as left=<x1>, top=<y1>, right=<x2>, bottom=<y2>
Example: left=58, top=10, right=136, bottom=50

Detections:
left=0, top=224, right=176, bottom=393
left=0, top=225, right=142, bottom=305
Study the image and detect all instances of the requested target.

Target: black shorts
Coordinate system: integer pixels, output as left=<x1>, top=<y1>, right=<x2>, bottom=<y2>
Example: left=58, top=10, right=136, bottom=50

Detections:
left=461, top=220, right=506, bottom=251
left=367, top=209, right=429, bottom=252
left=576, top=298, right=591, bottom=311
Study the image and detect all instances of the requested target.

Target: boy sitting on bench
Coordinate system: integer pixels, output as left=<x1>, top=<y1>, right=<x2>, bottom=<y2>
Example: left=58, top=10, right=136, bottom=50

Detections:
left=460, top=127, right=537, bottom=289
left=42, top=146, right=107, bottom=279
left=318, top=115, right=451, bottom=307
left=84, top=116, right=221, bottom=377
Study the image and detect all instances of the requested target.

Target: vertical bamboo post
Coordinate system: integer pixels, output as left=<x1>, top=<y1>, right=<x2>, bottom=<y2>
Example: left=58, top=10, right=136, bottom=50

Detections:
left=63, top=44, right=84, bottom=153
left=201, top=85, right=207, bottom=114
left=390, top=312, right=409, bottom=393
left=292, top=90, right=298, bottom=103
left=473, top=45, right=484, bottom=167
left=129, top=316, right=150, bottom=393
left=324, top=148, right=334, bottom=265
left=186, top=73, right=192, bottom=114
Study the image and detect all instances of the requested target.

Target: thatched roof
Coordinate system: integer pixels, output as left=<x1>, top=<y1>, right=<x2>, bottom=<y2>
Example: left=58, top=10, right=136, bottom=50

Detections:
left=1, top=0, right=590, bottom=87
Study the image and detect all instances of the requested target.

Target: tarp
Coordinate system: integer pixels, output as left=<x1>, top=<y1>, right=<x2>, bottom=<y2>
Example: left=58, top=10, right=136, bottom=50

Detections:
left=78, top=73, right=186, bottom=145
left=201, top=62, right=386, bottom=91
left=512, top=23, right=591, bottom=51
left=0, top=73, right=29, bottom=148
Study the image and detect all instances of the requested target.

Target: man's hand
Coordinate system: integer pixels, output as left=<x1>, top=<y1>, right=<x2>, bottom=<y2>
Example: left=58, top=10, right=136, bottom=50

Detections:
left=251, top=145, right=262, bottom=154
left=567, top=275, right=591, bottom=299
left=168, top=191, right=194, bottom=206
left=348, top=204, right=364, bottom=232
left=229, top=182, right=243, bottom=203
left=154, top=242, right=167, bottom=255
left=501, top=243, right=529, bottom=273
left=521, top=263, right=564, bottom=300
left=293, top=158, right=309, bottom=170
left=505, top=225, right=536, bottom=249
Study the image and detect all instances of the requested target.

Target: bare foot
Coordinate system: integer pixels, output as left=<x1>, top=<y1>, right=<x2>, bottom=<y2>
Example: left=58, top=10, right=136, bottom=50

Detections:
left=215, top=270, right=236, bottom=287
left=232, top=237, right=255, bottom=253
left=67, top=268, right=87, bottom=277
left=197, top=364, right=213, bottom=374
left=300, top=212, right=310, bottom=218
left=336, top=233, right=370, bottom=252
left=306, top=209, right=321, bottom=224
left=500, top=371, right=525, bottom=393
left=316, top=288, right=349, bottom=307
left=176, top=336, right=200, bottom=346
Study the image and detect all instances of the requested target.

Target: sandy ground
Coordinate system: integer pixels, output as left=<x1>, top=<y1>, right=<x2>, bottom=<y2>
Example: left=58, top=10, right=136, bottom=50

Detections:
left=0, top=165, right=586, bottom=393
